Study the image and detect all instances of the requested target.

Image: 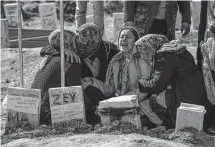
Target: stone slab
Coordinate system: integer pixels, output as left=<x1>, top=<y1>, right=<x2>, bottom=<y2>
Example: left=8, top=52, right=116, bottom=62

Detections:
left=39, top=3, right=58, bottom=30
left=49, top=86, right=86, bottom=128
left=113, top=13, right=124, bottom=43
left=175, top=103, right=206, bottom=132
left=5, top=87, right=41, bottom=130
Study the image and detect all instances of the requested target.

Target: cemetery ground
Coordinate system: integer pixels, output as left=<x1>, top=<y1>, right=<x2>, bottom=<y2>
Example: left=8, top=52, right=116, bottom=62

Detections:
left=1, top=15, right=215, bottom=147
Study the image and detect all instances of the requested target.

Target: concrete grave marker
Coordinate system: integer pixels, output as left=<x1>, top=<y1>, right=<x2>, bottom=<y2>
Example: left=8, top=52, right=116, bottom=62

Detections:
left=86, top=15, right=93, bottom=23
left=5, top=87, right=41, bottom=130
left=87, top=2, right=93, bottom=16
left=49, top=86, right=86, bottom=128
left=99, top=95, right=141, bottom=129
left=191, top=1, right=201, bottom=30
left=175, top=103, right=206, bottom=132
left=39, top=3, right=58, bottom=30
left=113, top=13, right=124, bottom=43
left=4, top=3, right=23, bottom=28
left=1, top=19, right=10, bottom=48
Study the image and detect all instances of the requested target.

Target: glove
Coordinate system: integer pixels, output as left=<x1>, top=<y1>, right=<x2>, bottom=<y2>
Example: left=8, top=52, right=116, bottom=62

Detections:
left=181, top=22, right=190, bottom=36
left=123, top=21, right=134, bottom=27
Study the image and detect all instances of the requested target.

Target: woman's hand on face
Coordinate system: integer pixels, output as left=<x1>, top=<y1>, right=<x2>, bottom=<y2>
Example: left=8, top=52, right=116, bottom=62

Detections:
left=65, top=48, right=81, bottom=64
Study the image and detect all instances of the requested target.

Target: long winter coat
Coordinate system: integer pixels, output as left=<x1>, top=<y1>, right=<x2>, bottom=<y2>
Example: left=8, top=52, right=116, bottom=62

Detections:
left=138, top=42, right=213, bottom=128
left=124, top=1, right=191, bottom=40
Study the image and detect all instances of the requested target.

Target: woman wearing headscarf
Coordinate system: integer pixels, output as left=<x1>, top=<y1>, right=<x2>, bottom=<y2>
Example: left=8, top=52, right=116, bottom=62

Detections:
left=137, top=36, right=214, bottom=131
left=82, top=28, right=164, bottom=127
left=31, top=29, right=81, bottom=125
left=33, top=24, right=119, bottom=125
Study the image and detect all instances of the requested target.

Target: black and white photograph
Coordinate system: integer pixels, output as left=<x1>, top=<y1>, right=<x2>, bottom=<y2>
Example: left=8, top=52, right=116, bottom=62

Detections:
left=1, top=0, right=215, bottom=146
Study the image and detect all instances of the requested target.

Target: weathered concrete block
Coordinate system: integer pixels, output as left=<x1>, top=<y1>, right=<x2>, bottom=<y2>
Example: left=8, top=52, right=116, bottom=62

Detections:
left=191, top=1, right=201, bottom=30
left=113, top=13, right=124, bottom=43
left=4, top=3, right=23, bottom=28
left=175, top=103, right=206, bottom=132
left=99, top=95, right=141, bottom=129
left=86, top=15, right=93, bottom=23
left=49, top=86, right=86, bottom=128
left=5, top=87, right=41, bottom=130
left=1, top=19, right=10, bottom=48
left=87, top=2, right=93, bottom=16
left=39, top=3, right=58, bottom=30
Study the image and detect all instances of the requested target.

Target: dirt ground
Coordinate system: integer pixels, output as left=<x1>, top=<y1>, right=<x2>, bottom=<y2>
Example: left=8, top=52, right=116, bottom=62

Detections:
left=1, top=16, right=215, bottom=146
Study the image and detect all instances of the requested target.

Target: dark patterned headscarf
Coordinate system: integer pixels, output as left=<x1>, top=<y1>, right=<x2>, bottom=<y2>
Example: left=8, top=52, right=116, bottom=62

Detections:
left=48, top=29, right=77, bottom=50
left=76, top=23, right=101, bottom=58
left=134, top=34, right=169, bottom=73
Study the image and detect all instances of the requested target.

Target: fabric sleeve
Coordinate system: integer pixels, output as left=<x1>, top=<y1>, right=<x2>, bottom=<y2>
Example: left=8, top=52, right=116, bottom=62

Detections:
left=177, top=1, right=191, bottom=24
left=124, top=1, right=136, bottom=22
left=138, top=55, right=175, bottom=94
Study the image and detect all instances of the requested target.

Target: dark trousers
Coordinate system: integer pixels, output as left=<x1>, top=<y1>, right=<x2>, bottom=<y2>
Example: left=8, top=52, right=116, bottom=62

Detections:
left=149, top=19, right=168, bottom=36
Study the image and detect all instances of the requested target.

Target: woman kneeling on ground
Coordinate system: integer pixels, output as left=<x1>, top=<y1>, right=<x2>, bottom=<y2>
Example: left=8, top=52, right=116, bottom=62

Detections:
left=81, top=28, right=166, bottom=127
left=31, top=24, right=119, bottom=125
left=137, top=36, right=214, bottom=131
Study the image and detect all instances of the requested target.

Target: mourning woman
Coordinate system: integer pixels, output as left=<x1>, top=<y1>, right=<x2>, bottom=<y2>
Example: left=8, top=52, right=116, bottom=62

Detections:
left=137, top=36, right=214, bottom=131
left=82, top=28, right=164, bottom=127
left=31, top=24, right=119, bottom=125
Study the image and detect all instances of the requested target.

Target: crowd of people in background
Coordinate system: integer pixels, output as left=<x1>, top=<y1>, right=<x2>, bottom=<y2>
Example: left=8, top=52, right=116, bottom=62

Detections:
left=30, top=1, right=215, bottom=135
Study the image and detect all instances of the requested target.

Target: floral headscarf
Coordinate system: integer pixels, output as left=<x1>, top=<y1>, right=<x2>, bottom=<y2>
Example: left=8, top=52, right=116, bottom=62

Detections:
left=134, top=34, right=169, bottom=74
left=76, top=23, right=101, bottom=58
left=48, top=29, right=77, bottom=51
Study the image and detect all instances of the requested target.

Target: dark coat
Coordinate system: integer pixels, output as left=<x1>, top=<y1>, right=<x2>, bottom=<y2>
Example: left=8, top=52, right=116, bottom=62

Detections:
left=31, top=41, right=119, bottom=125
left=123, top=1, right=191, bottom=40
left=138, top=42, right=212, bottom=128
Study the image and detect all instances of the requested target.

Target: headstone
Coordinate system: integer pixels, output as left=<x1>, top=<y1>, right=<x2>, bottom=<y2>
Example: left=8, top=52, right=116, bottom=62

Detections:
left=1, top=19, right=10, bottom=48
left=86, top=15, right=93, bottom=23
left=191, top=1, right=201, bottom=30
left=175, top=103, right=206, bottom=132
left=98, top=95, right=142, bottom=129
left=113, top=13, right=124, bottom=43
left=5, top=87, right=41, bottom=131
left=39, top=3, right=58, bottom=30
left=4, top=3, right=23, bottom=28
left=87, top=2, right=93, bottom=16
left=49, top=86, right=86, bottom=128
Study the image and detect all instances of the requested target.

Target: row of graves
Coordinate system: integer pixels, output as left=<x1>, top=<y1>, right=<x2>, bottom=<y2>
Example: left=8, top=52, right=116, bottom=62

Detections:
left=1, top=1, right=206, bottom=136
left=1, top=1, right=201, bottom=48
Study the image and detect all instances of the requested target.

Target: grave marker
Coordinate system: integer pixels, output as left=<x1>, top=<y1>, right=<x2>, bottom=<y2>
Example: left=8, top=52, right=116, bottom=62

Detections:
left=4, top=3, right=23, bottom=28
left=86, top=15, right=93, bottom=23
left=49, top=86, right=86, bottom=128
left=87, top=2, right=93, bottom=16
left=39, top=3, right=58, bottom=30
left=175, top=103, right=206, bottom=132
left=113, top=13, right=124, bottom=43
left=6, top=87, right=41, bottom=129
left=191, top=1, right=201, bottom=30
left=98, top=95, right=142, bottom=129
left=1, top=19, right=10, bottom=48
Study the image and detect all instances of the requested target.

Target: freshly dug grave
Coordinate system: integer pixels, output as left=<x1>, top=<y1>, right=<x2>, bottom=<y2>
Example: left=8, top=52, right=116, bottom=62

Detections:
left=1, top=30, right=215, bottom=146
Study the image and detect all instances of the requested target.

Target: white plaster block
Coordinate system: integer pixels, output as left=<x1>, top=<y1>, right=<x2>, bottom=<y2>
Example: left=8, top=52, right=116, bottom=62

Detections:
left=87, top=2, right=93, bottom=16
left=49, top=86, right=86, bottom=128
left=99, top=95, right=139, bottom=109
left=1, top=19, right=10, bottom=48
left=4, top=3, right=23, bottom=28
left=113, top=13, right=124, bottom=43
left=175, top=103, right=206, bottom=132
left=39, top=3, right=58, bottom=30
left=5, top=87, right=41, bottom=130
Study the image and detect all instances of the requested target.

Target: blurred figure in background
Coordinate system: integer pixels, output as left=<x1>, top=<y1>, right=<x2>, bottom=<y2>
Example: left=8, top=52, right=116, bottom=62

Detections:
left=123, top=1, right=191, bottom=40
left=75, top=0, right=104, bottom=37
left=197, top=0, right=215, bottom=135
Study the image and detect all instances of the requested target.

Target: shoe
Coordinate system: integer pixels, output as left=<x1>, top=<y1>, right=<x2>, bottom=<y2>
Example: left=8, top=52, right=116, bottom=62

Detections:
left=206, top=127, right=215, bottom=135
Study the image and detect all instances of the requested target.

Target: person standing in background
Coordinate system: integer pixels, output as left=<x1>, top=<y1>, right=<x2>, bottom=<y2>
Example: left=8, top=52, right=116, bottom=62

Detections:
left=123, top=1, right=191, bottom=40
left=75, top=0, right=104, bottom=37
left=197, top=0, right=215, bottom=135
